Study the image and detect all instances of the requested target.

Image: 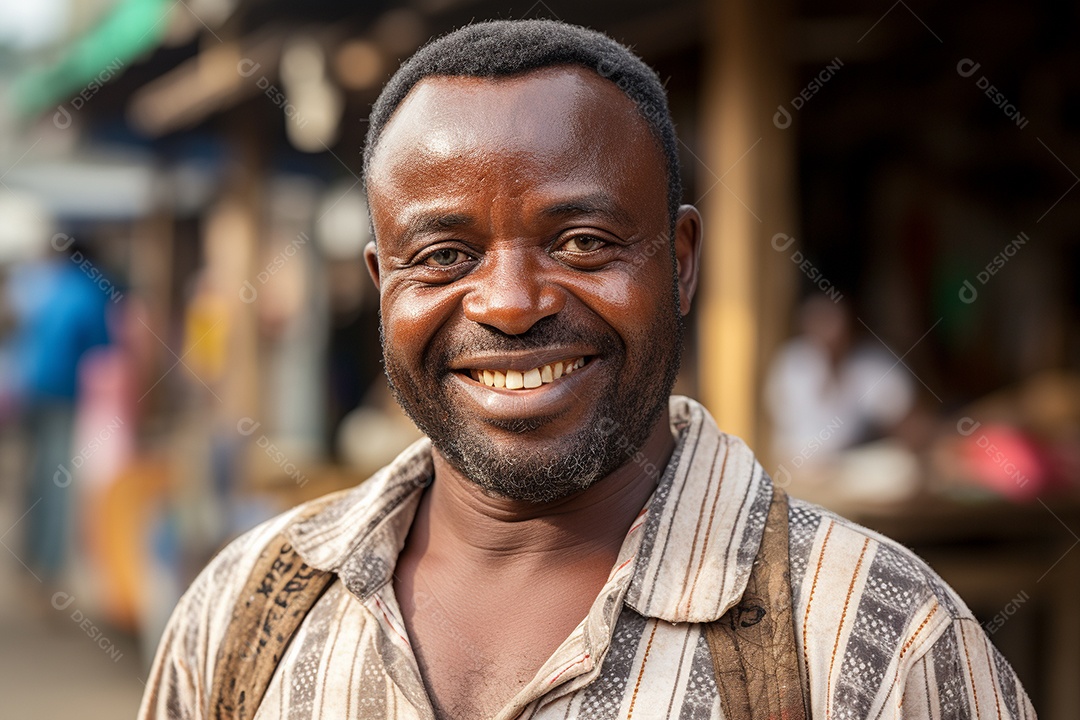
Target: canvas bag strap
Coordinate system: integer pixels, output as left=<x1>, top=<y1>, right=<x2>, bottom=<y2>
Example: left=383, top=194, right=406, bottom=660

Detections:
left=704, top=487, right=808, bottom=720
left=208, top=492, right=348, bottom=719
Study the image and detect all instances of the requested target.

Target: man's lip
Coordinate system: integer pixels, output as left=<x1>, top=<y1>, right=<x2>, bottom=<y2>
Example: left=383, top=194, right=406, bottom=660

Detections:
left=448, top=348, right=599, bottom=373
left=448, top=354, right=601, bottom=421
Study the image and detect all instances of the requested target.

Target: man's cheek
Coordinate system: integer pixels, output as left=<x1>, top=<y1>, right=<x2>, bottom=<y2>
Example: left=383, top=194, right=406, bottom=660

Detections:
left=387, top=284, right=464, bottom=335
left=380, top=293, right=431, bottom=352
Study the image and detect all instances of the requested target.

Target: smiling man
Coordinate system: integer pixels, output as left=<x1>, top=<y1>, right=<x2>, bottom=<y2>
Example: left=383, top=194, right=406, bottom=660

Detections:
left=140, top=19, right=1035, bottom=720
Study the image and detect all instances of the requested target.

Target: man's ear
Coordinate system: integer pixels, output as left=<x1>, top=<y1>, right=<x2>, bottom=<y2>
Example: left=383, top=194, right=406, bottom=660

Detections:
left=363, top=240, right=381, bottom=291
left=673, top=204, right=703, bottom=316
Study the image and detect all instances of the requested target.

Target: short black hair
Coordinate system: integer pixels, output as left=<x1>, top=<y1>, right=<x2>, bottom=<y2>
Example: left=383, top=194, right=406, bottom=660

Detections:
left=362, top=19, right=682, bottom=228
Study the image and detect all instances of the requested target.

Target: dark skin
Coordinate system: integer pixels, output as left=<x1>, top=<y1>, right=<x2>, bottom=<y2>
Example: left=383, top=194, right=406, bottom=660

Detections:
left=364, top=66, right=702, bottom=719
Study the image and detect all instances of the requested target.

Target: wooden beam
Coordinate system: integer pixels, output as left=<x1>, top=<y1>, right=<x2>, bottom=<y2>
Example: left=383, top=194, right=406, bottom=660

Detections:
left=697, top=0, right=798, bottom=457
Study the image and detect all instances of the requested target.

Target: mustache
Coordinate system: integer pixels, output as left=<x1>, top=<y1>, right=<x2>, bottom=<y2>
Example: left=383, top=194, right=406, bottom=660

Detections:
left=430, top=315, right=623, bottom=369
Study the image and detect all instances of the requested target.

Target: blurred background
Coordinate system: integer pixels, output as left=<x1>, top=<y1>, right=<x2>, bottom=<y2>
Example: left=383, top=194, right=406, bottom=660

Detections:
left=0, top=0, right=1077, bottom=716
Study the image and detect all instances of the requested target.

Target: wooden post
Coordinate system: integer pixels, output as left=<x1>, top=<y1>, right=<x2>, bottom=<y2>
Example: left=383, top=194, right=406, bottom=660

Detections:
left=697, top=0, right=798, bottom=459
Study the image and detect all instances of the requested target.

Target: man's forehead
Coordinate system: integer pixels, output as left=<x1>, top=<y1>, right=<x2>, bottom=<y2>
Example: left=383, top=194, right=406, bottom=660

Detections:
left=367, top=65, right=654, bottom=181
left=410, top=64, right=608, bottom=103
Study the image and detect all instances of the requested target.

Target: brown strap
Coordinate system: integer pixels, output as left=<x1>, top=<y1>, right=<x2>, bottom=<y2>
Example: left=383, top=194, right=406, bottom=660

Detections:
left=208, top=494, right=345, bottom=720
left=704, top=487, right=807, bottom=720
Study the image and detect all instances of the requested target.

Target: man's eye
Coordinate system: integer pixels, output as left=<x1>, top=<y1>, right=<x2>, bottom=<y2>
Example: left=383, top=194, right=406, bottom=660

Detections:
left=562, top=236, right=606, bottom=253
left=423, top=248, right=468, bottom=267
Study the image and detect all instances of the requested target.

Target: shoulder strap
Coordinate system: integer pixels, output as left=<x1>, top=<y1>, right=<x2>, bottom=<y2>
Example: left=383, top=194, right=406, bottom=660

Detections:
left=208, top=492, right=348, bottom=720
left=703, top=487, right=808, bottom=720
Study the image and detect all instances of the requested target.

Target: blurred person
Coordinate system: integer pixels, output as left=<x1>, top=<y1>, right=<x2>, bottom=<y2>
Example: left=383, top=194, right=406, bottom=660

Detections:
left=766, top=294, right=916, bottom=467
left=6, top=237, right=111, bottom=587
left=141, top=20, right=1033, bottom=720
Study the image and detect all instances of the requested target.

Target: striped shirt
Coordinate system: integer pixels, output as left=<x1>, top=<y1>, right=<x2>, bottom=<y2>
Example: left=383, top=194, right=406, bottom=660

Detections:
left=139, top=395, right=1036, bottom=719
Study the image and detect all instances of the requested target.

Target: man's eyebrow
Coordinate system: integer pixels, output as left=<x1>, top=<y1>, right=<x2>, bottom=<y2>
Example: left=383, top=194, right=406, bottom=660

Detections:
left=396, top=196, right=632, bottom=242
left=402, top=212, right=474, bottom=239
left=540, top=195, right=635, bottom=227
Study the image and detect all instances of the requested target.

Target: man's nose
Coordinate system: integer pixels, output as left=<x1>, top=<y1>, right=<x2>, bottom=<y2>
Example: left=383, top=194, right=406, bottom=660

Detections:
left=461, top=249, right=565, bottom=335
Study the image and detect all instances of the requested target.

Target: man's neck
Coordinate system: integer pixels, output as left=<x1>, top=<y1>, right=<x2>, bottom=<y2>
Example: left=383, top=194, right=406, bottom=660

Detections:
left=420, top=413, right=675, bottom=570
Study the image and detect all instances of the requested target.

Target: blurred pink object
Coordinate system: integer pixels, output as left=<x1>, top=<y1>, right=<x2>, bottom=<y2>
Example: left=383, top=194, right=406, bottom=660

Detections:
left=961, top=424, right=1045, bottom=501
left=72, top=346, right=135, bottom=489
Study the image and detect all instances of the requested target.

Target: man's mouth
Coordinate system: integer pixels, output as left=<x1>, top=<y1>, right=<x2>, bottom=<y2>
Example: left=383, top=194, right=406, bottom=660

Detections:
left=464, top=356, right=590, bottom=390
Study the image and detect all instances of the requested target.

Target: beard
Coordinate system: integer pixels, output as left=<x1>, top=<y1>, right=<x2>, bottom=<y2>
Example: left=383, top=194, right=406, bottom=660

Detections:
left=382, top=291, right=683, bottom=504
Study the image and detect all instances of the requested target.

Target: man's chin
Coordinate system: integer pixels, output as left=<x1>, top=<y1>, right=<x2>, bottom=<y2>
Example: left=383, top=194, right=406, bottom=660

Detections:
left=429, top=415, right=614, bottom=503
left=475, top=413, right=558, bottom=435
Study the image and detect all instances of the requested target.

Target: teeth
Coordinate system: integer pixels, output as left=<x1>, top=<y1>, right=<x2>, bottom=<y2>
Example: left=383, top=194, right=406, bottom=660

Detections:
left=470, top=357, right=588, bottom=389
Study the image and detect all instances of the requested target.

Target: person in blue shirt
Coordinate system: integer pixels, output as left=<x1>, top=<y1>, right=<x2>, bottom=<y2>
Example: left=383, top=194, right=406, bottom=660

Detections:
left=7, top=238, right=112, bottom=586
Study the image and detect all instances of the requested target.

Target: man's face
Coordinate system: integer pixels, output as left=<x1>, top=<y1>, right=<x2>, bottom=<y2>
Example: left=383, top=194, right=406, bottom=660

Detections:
left=365, top=65, right=700, bottom=502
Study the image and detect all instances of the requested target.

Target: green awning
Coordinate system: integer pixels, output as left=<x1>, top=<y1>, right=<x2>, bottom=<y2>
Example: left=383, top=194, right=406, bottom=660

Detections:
left=11, top=0, right=172, bottom=118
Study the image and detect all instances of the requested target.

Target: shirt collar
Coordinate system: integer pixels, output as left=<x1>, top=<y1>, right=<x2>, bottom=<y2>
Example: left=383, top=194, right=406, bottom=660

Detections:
left=286, top=437, right=432, bottom=600
left=287, top=395, right=772, bottom=624
left=623, top=395, right=773, bottom=623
